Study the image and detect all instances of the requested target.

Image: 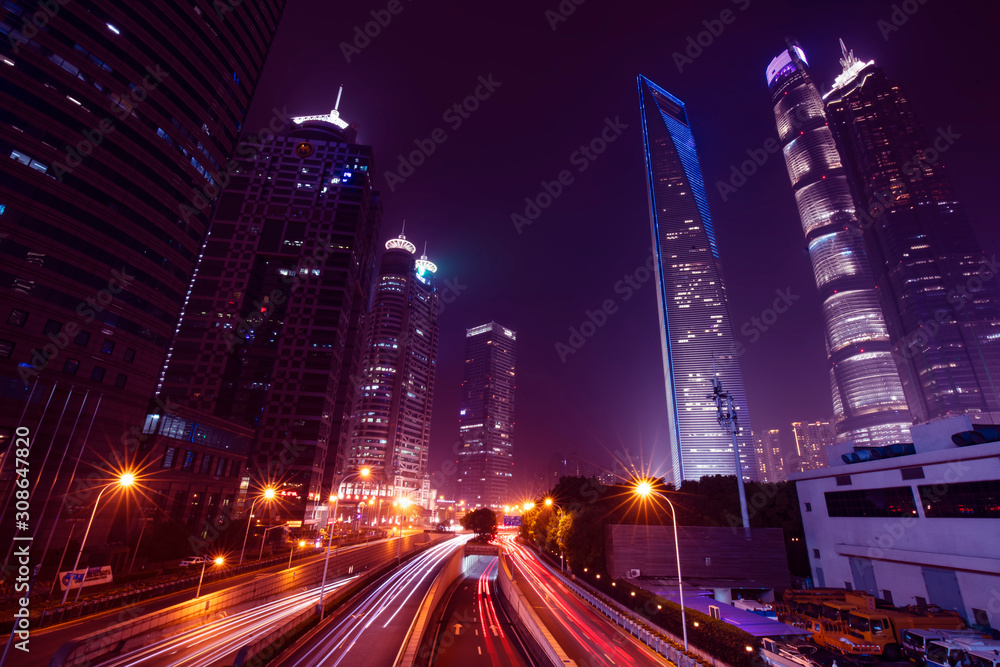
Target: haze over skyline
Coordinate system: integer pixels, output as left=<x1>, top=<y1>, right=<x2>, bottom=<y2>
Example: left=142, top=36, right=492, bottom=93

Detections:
left=243, top=0, right=1000, bottom=490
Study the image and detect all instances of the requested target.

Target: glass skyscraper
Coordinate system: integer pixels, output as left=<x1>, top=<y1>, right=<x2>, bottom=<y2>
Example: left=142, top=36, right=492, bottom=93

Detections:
left=343, top=232, right=439, bottom=510
left=766, top=45, right=912, bottom=447
left=457, top=322, right=516, bottom=509
left=824, top=44, right=1000, bottom=425
left=638, top=75, right=757, bottom=485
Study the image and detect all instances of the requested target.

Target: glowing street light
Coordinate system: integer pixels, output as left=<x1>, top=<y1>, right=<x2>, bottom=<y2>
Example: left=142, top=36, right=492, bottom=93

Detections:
left=195, top=556, right=224, bottom=599
left=318, top=467, right=370, bottom=620
left=239, top=487, right=276, bottom=564
left=522, top=502, right=534, bottom=511
left=634, top=478, right=687, bottom=650
left=289, top=539, right=306, bottom=569
left=61, top=471, right=135, bottom=605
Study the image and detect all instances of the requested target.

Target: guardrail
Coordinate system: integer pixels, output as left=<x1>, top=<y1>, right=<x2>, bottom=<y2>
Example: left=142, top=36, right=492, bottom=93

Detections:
left=496, top=552, right=578, bottom=667
left=48, top=533, right=441, bottom=667
left=524, top=541, right=728, bottom=667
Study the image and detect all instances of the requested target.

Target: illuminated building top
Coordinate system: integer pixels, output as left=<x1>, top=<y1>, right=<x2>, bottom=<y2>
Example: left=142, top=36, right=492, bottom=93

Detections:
left=385, top=234, right=416, bottom=254
left=826, top=39, right=875, bottom=97
left=415, top=242, right=437, bottom=274
left=292, top=85, right=350, bottom=129
left=765, top=45, right=808, bottom=86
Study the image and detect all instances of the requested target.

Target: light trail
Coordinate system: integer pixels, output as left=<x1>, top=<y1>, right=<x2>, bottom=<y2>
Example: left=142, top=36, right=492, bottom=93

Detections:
left=94, top=575, right=360, bottom=667
left=282, top=535, right=468, bottom=667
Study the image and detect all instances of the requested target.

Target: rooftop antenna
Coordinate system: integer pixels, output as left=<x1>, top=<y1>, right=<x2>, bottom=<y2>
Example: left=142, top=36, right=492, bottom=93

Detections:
left=334, top=85, right=343, bottom=112
left=422, top=241, right=427, bottom=257
left=400, top=219, right=406, bottom=237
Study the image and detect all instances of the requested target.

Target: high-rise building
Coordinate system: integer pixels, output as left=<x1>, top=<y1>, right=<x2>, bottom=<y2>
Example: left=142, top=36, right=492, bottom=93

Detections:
left=791, top=420, right=835, bottom=472
left=753, top=429, right=786, bottom=483
left=0, top=1, right=284, bottom=546
left=343, top=232, right=439, bottom=510
left=637, top=75, right=757, bottom=485
left=824, top=43, right=1000, bottom=425
left=159, top=102, right=382, bottom=529
left=766, top=44, right=912, bottom=448
left=457, top=322, right=516, bottom=509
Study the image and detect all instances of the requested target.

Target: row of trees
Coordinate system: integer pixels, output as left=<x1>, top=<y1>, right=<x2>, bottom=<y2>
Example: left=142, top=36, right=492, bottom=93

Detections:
left=519, top=474, right=809, bottom=576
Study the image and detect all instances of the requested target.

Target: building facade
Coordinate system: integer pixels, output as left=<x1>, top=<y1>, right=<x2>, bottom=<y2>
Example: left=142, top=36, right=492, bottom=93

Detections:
left=159, top=105, right=381, bottom=530
left=0, top=0, right=284, bottom=551
left=824, top=43, right=1000, bottom=426
left=457, top=322, right=516, bottom=509
left=343, top=233, right=439, bottom=511
left=790, top=420, right=835, bottom=473
left=793, top=416, right=1000, bottom=627
left=754, top=429, right=786, bottom=483
left=766, top=44, right=912, bottom=448
left=638, top=75, right=757, bottom=485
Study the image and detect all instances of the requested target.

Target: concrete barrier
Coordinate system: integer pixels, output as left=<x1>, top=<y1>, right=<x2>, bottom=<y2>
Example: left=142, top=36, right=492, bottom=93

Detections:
left=496, top=553, right=577, bottom=667
left=48, top=533, right=445, bottom=667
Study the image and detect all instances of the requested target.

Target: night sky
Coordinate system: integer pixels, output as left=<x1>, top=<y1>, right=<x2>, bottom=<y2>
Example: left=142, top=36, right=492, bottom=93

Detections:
left=243, top=0, right=1000, bottom=493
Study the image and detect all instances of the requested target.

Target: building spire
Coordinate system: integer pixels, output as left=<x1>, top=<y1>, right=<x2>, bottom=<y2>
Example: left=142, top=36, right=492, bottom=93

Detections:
left=828, top=38, right=874, bottom=96
left=385, top=221, right=416, bottom=254
left=400, top=219, right=406, bottom=238
left=335, top=84, right=343, bottom=112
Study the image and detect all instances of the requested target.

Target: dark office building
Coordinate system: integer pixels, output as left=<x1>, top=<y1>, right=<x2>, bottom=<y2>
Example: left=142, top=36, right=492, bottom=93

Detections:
left=0, top=2, right=284, bottom=554
left=457, top=322, right=516, bottom=509
left=159, top=104, right=382, bottom=530
left=824, top=43, right=1000, bottom=425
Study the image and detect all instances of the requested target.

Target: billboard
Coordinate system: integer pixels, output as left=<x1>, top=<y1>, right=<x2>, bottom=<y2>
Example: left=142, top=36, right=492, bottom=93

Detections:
left=59, top=565, right=113, bottom=591
left=503, top=515, right=522, bottom=527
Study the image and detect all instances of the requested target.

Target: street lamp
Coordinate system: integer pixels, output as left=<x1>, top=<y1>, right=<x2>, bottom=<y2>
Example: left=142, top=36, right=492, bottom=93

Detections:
left=61, top=472, right=135, bottom=605
left=239, top=487, right=276, bottom=565
left=289, top=539, right=306, bottom=569
left=317, top=465, right=368, bottom=620
left=523, top=502, right=534, bottom=511
left=634, top=479, right=687, bottom=650
left=258, top=525, right=284, bottom=561
left=394, top=497, right=411, bottom=561
left=195, top=556, right=224, bottom=599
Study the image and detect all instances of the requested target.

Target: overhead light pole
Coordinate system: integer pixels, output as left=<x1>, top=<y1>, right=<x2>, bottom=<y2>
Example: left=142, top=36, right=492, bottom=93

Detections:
left=239, top=487, right=276, bottom=565
left=317, top=467, right=369, bottom=620
left=195, top=557, right=224, bottom=599
left=634, top=479, right=688, bottom=651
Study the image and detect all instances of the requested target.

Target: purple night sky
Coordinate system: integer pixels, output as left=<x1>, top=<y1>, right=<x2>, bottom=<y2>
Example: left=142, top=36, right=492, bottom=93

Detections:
left=243, top=0, right=1000, bottom=492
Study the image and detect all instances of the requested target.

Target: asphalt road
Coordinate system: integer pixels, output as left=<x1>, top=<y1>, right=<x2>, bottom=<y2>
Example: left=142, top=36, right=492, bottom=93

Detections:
left=6, top=536, right=418, bottom=667
left=272, top=536, right=466, bottom=667
left=503, top=536, right=668, bottom=667
left=424, top=555, right=534, bottom=667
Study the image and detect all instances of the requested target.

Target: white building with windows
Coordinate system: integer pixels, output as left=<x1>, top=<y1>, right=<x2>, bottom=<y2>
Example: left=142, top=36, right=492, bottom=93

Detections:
left=793, top=415, right=1000, bottom=631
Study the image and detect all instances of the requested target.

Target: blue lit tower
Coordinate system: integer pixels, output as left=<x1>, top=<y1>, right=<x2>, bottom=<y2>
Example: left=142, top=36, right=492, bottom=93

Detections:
left=766, top=45, right=912, bottom=447
left=637, top=75, right=757, bottom=485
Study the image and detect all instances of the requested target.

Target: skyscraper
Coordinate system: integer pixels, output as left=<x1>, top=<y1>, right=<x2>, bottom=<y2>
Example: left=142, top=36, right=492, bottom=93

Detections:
left=343, top=232, right=439, bottom=509
left=638, top=75, right=757, bottom=485
left=159, top=102, right=382, bottom=529
left=766, top=44, right=912, bottom=448
left=790, top=420, right=835, bottom=472
left=824, top=43, right=1000, bottom=425
left=0, top=1, right=284, bottom=542
left=753, top=429, right=786, bottom=483
left=457, top=322, right=516, bottom=509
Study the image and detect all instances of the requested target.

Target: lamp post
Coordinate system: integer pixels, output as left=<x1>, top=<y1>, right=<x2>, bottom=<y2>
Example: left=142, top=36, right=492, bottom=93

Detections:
left=544, top=498, right=565, bottom=572
left=195, top=557, right=224, bottom=599
left=60, top=472, right=135, bottom=606
left=634, top=479, right=688, bottom=651
left=394, top=497, right=411, bottom=562
left=239, top=487, right=276, bottom=565
left=258, top=525, right=284, bottom=561
left=127, top=516, right=155, bottom=575
left=317, top=467, right=369, bottom=620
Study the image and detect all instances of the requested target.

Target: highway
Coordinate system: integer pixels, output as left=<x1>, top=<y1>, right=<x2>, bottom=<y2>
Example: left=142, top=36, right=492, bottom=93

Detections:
left=24, top=535, right=429, bottom=667
left=424, top=555, right=533, bottom=667
left=274, top=535, right=468, bottom=667
left=501, top=535, right=668, bottom=667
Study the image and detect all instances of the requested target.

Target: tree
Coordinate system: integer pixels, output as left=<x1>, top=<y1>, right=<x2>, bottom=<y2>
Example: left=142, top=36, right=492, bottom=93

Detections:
left=461, top=507, right=497, bottom=541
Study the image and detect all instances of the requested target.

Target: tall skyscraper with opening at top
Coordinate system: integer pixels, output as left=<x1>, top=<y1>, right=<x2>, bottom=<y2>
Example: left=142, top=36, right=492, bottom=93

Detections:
left=766, top=44, right=912, bottom=448
left=343, top=231, right=439, bottom=510
left=823, top=43, right=1000, bottom=426
left=638, top=75, right=757, bottom=485
left=457, top=322, right=516, bottom=509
